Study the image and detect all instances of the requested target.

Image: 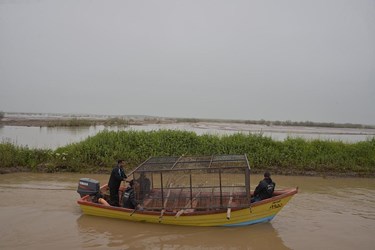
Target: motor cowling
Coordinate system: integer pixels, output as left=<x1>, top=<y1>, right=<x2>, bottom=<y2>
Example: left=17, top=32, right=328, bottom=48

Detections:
left=77, top=178, right=100, bottom=198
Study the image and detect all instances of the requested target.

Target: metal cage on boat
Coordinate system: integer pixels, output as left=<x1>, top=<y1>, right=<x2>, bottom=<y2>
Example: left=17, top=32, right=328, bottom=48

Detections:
left=129, top=154, right=251, bottom=212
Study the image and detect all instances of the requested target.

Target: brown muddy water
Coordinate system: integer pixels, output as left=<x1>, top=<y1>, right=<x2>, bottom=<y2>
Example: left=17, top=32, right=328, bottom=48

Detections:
left=0, top=173, right=374, bottom=250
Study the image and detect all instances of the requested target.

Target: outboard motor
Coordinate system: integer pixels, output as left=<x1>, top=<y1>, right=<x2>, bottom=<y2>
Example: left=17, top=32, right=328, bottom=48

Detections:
left=77, top=178, right=100, bottom=198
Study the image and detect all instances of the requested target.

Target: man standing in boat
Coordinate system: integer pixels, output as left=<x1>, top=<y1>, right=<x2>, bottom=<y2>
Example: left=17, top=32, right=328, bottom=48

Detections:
left=108, top=159, right=127, bottom=206
left=136, top=172, right=151, bottom=200
left=251, top=172, right=276, bottom=203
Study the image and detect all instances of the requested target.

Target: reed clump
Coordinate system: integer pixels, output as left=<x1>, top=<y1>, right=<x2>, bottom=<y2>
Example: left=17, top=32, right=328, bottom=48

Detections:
left=0, top=143, right=53, bottom=172
left=0, top=130, right=374, bottom=176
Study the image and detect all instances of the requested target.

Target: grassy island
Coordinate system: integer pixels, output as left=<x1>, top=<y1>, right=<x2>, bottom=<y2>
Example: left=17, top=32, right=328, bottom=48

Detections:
left=0, top=130, right=374, bottom=176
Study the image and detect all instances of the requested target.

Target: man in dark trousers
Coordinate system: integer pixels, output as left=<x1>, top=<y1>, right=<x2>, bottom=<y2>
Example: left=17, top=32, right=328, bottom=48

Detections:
left=122, top=180, right=143, bottom=210
left=108, top=159, right=127, bottom=206
left=251, top=172, right=276, bottom=203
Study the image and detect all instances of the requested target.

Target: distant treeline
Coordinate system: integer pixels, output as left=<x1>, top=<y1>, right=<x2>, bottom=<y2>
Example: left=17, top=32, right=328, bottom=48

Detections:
left=43, top=118, right=130, bottom=127
left=1, top=130, right=374, bottom=176
left=0, top=117, right=131, bottom=127
left=175, top=118, right=375, bottom=129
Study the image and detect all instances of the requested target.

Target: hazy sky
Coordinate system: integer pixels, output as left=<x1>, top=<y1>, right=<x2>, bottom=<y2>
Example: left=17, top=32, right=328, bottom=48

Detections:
left=1, top=0, right=374, bottom=124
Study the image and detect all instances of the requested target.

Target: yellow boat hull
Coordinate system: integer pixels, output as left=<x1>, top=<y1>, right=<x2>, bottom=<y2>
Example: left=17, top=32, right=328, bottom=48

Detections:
left=78, top=188, right=297, bottom=227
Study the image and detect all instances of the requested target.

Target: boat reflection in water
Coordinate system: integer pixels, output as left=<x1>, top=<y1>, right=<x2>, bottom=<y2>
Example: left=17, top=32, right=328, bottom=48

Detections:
left=76, top=214, right=290, bottom=249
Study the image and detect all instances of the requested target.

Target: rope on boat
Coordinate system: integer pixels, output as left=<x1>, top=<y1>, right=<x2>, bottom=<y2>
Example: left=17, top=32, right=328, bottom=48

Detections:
left=159, top=183, right=173, bottom=222
left=226, top=186, right=234, bottom=220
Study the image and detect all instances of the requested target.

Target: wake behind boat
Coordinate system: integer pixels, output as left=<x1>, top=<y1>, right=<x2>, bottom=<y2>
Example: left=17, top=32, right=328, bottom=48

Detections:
left=77, top=154, right=297, bottom=227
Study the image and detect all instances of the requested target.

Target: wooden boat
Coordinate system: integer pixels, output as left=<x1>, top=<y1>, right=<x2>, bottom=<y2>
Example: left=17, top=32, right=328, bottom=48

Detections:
left=77, top=155, right=297, bottom=227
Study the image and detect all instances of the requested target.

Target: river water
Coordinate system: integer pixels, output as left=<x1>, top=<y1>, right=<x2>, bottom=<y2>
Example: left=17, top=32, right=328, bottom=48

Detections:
left=1, top=123, right=374, bottom=149
left=0, top=173, right=374, bottom=250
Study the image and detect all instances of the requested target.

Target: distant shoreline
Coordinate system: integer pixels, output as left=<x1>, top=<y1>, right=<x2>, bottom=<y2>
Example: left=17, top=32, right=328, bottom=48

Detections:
left=1, top=111, right=375, bottom=130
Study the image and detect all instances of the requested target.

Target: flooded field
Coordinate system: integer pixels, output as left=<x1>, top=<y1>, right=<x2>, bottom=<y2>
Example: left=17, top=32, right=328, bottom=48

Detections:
left=0, top=173, right=374, bottom=249
left=1, top=122, right=374, bottom=149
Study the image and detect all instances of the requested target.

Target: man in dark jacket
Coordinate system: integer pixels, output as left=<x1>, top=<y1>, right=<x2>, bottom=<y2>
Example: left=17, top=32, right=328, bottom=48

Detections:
left=136, top=172, right=151, bottom=200
left=122, top=180, right=143, bottom=210
left=108, top=159, right=127, bottom=206
left=251, top=172, right=276, bottom=203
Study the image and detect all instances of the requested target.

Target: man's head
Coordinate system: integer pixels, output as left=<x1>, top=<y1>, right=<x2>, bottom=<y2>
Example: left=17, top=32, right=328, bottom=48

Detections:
left=128, top=179, right=135, bottom=187
left=264, top=172, right=271, bottom=178
left=118, top=159, right=125, bottom=166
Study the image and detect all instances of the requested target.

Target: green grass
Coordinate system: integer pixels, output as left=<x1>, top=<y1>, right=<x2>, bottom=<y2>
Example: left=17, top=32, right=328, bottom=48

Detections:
left=0, top=130, right=374, bottom=176
left=0, top=143, right=52, bottom=168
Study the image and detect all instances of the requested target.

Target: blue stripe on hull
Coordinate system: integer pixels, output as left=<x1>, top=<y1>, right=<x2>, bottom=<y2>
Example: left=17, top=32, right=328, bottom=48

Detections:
left=223, top=215, right=275, bottom=227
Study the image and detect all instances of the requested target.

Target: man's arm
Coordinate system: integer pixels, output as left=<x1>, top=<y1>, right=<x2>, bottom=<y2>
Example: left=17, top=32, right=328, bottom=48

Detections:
left=253, top=181, right=266, bottom=196
left=114, top=168, right=126, bottom=181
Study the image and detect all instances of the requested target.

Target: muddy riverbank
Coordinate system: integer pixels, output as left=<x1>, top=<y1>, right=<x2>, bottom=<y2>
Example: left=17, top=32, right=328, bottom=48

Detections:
left=0, top=165, right=372, bottom=178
